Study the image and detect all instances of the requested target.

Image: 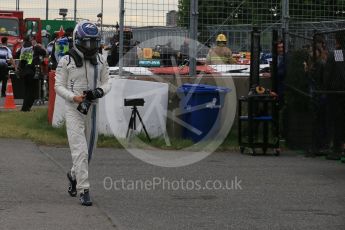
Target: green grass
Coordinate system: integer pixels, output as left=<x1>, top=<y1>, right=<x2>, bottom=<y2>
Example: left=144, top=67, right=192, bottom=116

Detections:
left=0, top=108, right=68, bottom=145
left=0, top=107, right=123, bottom=147
left=98, top=134, right=122, bottom=148
left=0, top=107, right=239, bottom=150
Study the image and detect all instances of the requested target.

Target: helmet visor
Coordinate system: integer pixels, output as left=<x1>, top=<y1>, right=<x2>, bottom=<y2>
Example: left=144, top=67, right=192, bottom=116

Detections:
left=78, top=37, right=100, bottom=51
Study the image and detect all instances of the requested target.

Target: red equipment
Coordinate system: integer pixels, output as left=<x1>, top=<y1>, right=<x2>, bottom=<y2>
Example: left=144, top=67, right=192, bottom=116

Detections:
left=149, top=65, right=217, bottom=75
left=0, top=10, right=42, bottom=55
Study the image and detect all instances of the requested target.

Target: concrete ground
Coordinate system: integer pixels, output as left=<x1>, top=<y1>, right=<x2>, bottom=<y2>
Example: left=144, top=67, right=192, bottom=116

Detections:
left=0, top=139, right=345, bottom=230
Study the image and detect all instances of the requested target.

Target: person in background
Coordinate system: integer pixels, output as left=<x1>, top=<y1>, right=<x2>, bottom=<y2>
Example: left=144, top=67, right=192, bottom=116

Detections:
left=107, top=33, right=119, bottom=67
left=17, top=37, right=46, bottom=111
left=272, top=39, right=287, bottom=143
left=276, top=39, right=286, bottom=104
left=178, top=38, right=189, bottom=65
left=323, top=31, right=345, bottom=161
left=206, top=33, right=236, bottom=64
left=0, top=37, right=16, bottom=97
left=41, top=29, right=50, bottom=48
left=46, top=33, right=56, bottom=56
left=51, top=27, right=74, bottom=70
left=305, top=35, right=330, bottom=157
left=135, top=41, right=143, bottom=60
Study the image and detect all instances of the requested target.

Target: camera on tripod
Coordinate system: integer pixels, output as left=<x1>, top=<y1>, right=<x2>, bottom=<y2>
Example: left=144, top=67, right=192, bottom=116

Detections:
left=124, top=98, right=145, bottom=107
left=124, top=98, right=151, bottom=142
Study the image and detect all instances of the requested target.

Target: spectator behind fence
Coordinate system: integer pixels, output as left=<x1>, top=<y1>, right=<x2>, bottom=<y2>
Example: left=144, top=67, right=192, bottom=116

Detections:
left=107, top=34, right=119, bottom=67
left=206, top=33, right=236, bottom=65
left=272, top=39, right=287, bottom=140
left=305, top=34, right=330, bottom=157
left=0, top=37, right=16, bottom=97
left=276, top=39, right=286, bottom=104
left=323, top=31, right=345, bottom=161
left=178, top=38, right=189, bottom=65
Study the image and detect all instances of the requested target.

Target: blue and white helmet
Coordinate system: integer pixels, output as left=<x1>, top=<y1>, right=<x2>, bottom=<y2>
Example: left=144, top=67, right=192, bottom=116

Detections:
left=73, top=21, right=101, bottom=56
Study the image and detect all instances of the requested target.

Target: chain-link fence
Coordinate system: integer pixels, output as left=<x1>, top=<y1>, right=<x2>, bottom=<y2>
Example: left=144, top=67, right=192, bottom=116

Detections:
left=1, top=0, right=345, bottom=75
left=117, top=0, right=345, bottom=151
left=113, top=0, right=345, bottom=75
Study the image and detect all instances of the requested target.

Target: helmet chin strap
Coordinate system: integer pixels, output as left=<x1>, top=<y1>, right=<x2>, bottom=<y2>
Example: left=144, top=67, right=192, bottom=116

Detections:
left=84, top=52, right=98, bottom=65
left=68, top=47, right=98, bottom=66
left=75, top=44, right=98, bottom=65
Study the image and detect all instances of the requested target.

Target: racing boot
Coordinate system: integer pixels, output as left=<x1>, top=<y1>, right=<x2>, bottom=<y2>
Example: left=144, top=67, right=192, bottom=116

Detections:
left=67, top=171, right=77, bottom=197
left=80, top=189, right=93, bottom=206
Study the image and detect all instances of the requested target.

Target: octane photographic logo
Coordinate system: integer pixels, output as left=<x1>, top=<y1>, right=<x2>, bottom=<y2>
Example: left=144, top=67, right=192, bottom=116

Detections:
left=105, top=35, right=237, bottom=167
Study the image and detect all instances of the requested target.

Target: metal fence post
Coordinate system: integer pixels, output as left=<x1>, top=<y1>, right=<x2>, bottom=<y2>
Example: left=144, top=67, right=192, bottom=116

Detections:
left=74, top=0, right=77, bottom=22
left=282, top=0, right=290, bottom=53
left=100, top=0, right=103, bottom=38
left=119, top=0, right=125, bottom=76
left=46, top=0, right=49, bottom=20
left=249, top=27, right=261, bottom=89
left=189, top=0, right=198, bottom=77
left=271, top=30, right=278, bottom=93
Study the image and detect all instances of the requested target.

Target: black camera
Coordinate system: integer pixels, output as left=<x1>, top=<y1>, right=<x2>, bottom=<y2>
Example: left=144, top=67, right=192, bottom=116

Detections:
left=77, top=100, right=92, bottom=115
left=124, top=98, right=145, bottom=107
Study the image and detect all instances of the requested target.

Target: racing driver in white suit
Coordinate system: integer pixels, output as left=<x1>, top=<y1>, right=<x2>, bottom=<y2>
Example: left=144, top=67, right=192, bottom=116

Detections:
left=55, top=21, right=111, bottom=206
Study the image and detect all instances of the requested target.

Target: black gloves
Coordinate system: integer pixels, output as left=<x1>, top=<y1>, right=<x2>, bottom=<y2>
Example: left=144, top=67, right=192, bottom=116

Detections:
left=83, top=88, right=104, bottom=101
left=77, top=88, right=104, bottom=115
left=77, top=100, right=92, bottom=115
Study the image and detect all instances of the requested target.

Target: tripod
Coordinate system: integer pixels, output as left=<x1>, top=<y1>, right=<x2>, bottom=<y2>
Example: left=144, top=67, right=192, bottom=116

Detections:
left=126, top=106, right=151, bottom=142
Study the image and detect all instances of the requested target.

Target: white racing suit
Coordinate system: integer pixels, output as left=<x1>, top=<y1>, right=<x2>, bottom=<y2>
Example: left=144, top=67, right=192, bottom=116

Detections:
left=55, top=50, right=111, bottom=193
